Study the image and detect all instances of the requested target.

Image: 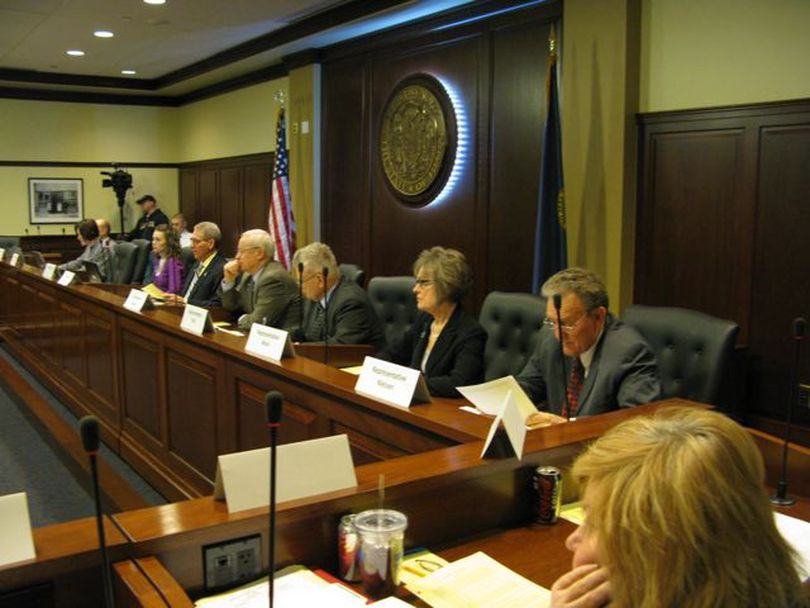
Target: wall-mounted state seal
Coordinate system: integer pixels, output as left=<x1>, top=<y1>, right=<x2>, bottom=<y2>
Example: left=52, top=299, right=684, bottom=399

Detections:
left=379, top=76, right=457, bottom=203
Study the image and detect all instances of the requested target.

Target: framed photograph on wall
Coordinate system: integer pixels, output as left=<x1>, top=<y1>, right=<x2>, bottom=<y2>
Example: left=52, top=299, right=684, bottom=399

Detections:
left=28, top=178, right=84, bottom=224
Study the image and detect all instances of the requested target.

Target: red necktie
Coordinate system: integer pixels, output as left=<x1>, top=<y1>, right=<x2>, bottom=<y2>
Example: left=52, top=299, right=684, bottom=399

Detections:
left=563, top=358, right=584, bottom=418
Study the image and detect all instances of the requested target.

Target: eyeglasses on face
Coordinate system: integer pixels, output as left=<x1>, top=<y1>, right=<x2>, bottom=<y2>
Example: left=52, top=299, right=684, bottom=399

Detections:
left=414, top=278, right=433, bottom=287
left=542, top=312, right=589, bottom=334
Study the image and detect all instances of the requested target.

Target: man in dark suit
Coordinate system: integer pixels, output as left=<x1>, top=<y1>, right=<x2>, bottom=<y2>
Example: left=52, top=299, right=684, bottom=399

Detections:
left=517, top=267, right=660, bottom=421
left=292, top=242, right=385, bottom=350
left=220, top=229, right=299, bottom=331
left=167, top=221, right=226, bottom=307
left=125, top=195, right=169, bottom=242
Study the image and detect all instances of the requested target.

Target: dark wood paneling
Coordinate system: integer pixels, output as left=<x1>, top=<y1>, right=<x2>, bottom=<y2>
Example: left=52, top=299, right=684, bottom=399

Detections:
left=179, top=170, right=199, bottom=226
left=243, top=163, right=271, bottom=230
left=58, top=301, right=85, bottom=387
left=218, top=166, right=244, bottom=256
left=636, top=99, right=810, bottom=431
left=197, top=169, right=219, bottom=228
left=321, top=2, right=561, bottom=309
left=121, top=329, right=162, bottom=440
left=84, top=310, right=119, bottom=426
left=748, top=124, right=810, bottom=421
left=166, top=349, right=219, bottom=481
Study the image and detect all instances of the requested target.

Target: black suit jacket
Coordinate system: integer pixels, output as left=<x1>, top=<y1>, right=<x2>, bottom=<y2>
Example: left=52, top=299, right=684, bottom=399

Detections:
left=381, top=307, right=487, bottom=398
left=182, top=252, right=226, bottom=307
left=299, top=277, right=386, bottom=350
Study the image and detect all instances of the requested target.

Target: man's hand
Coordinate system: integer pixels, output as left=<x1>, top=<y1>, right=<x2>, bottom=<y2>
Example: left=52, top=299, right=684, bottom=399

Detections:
left=164, top=293, right=185, bottom=304
left=526, top=411, right=568, bottom=429
left=550, top=564, right=611, bottom=608
left=223, top=259, right=241, bottom=283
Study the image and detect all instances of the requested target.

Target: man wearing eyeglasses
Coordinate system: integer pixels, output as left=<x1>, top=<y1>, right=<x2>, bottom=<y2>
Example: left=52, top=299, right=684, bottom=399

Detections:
left=166, top=221, right=226, bottom=307
left=220, top=229, right=300, bottom=331
left=291, top=242, right=386, bottom=350
left=517, top=267, right=660, bottom=422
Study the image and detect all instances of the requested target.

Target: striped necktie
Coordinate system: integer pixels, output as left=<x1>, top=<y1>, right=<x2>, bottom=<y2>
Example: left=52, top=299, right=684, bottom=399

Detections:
left=562, top=357, right=584, bottom=418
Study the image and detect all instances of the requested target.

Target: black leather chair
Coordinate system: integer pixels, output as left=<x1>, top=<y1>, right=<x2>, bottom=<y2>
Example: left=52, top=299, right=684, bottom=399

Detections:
left=339, top=263, right=366, bottom=288
left=131, top=239, right=151, bottom=284
left=180, top=246, right=196, bottom=276
left=479, top=291, right=546, bottom=381
left=0, top=236, right=21, bottom=252
left=621, top=305, right=739, bottom=407
left=24, top=250, right=47, bottom=269
left=367, top=276, right=418, bottom=347
left=109, top=242, right=138, bottom=284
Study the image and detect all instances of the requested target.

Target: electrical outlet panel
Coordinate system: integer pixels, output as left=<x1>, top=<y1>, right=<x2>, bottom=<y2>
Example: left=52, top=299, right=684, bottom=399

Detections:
left=799, top=383, right=810, bottom=409
left=203, top=534, right=262, bottom=591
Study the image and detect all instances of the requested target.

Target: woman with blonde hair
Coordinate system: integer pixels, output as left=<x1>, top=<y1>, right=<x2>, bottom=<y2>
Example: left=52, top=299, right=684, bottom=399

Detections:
left=551, top=407, right=808, bottom=608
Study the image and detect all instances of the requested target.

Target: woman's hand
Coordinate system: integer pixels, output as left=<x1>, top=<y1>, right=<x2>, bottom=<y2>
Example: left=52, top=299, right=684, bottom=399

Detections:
left=550, top=564, right=611, bottom=608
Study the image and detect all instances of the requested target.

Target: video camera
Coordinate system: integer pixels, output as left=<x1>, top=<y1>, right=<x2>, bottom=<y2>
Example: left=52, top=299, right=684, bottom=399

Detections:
left=101, top=166, right=133, bottom=208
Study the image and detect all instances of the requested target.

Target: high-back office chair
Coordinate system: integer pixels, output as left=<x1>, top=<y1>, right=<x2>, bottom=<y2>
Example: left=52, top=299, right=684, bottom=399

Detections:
left=0, top=236, right=21, bottom=251
left=109, top=242, right=138, bottom=284
left=367, top=276, right=418, bottom=347
left=24, top=251, right=47, bottom=269
left=180, top=246, right=196, bottom=276
left=479, top=291, right=546, bottom=381
left=339, top=263, right=366, bottom=288
left=621, top=305, right=740, bottom=407
left=131, top=239, right=151, bottom=284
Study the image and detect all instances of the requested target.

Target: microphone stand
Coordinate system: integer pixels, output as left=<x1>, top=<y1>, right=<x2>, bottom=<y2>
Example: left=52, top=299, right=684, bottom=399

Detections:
left=322, top=267, right=329, bottom=365
left=79, top=416, right=115, bottom=608
left=771, top=317, right=806, bottom=506
left=553, top=294, right=572, bottom=420
left=265, top=391, right=284, bottom=608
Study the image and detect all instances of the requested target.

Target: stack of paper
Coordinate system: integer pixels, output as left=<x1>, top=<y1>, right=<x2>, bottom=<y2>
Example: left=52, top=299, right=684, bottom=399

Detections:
left=406, top=551, right=550, bottom=608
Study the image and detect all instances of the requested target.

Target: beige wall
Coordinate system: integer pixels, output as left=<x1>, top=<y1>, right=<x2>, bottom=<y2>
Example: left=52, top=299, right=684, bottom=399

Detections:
left=640, top=0, right=810, bottom=112
left=177, top=79, right=288, bottom=162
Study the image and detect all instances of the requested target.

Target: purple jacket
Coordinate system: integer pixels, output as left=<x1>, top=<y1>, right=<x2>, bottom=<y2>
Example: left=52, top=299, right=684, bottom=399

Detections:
left=152, top=256, right=186, bottom=295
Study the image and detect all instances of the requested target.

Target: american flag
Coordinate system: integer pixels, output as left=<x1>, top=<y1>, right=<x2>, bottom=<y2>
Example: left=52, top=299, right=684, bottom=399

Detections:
left=269, top=107, right=296, bottom=269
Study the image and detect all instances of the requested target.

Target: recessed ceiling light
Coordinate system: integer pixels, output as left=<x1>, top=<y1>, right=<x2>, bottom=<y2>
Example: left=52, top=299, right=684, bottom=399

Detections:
left=66, top=49, right=85, bottom=57
left=94, top=30, right=114, bottom=38
left=143, top=0, right=166, bottom=5
left=121, top=69, right=137, bottom=75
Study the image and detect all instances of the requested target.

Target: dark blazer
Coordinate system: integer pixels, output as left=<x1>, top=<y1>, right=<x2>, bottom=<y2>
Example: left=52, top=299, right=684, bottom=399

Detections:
left=220, top=260, right=300, bottom=331
left=126, top=209, right=169, bottom=242
left=381, top=307, right=487, bottom=398
left=181, top=252, right=227, bottom=307
left=515, top=314, right=661, bottom=417
left=299, top=276, right=386, bottom=350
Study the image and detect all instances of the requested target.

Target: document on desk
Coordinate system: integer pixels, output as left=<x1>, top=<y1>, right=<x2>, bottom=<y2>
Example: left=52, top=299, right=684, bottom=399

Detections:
left=406, top=551, right=550, bottom=608
left=457, top=376, right=537, bottom=421
left=775, top=512, right=810, bottom=579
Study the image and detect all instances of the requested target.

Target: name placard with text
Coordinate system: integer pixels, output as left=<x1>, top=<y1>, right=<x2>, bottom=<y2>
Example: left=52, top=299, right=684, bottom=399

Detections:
left=123, top=289, right=152, bottom=313
left=180, top=304, right=213, bottom=336
left=354, top=356, right=431, bottom=409
left=245, top=323, right=294, bottom=362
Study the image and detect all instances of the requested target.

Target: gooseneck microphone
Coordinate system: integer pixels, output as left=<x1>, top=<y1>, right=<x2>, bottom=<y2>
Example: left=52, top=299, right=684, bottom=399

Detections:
left=265, top=391, right=284, bottom=608
left=297, top=261, right=304, bottom=334
left=322, top=266, right=330, bottom=365
left=79, top=415, right=115, bottom=608
left=553, top=294, right=572, bottom=419
left=771, top=317, right=806, bottom=506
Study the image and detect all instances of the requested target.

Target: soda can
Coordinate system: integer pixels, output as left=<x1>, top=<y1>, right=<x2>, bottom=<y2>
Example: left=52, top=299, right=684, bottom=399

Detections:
left=533, top=466, right=562, bottom=524
left=338, top=514, right=360, bottom=581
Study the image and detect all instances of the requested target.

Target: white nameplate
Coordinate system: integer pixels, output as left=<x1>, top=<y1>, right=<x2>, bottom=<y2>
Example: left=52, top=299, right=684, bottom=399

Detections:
left=180, top=303, right=213, bottom=335
left=9, top=252, right=20, bottom=267
left=42, top=263, right=57, bottom=280
left=57, top=270, right=76, bottom=286
left=123, top=289, right=153, bottom=313
left=214, top=434, right=358, bottom=514
left=480, top=390, right=527, bottom=460
left=354, top=356, right=431, bottom=409
left=0, top=492, right=36, bottom=567
left=245, top=323, right=294, bottom=362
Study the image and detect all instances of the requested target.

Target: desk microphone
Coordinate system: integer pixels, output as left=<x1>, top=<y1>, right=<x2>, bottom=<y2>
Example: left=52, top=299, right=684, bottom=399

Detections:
left=297, top=261, right=304, bottom=332
left=771, top=317, right=805, bottom=506
left=552, top=294, right=572, bottom=420
left=265, top=391, right=284, bottom=608
left=79, top=415, right=116, bottom=608
left=322, top=266, right=329, bottom=365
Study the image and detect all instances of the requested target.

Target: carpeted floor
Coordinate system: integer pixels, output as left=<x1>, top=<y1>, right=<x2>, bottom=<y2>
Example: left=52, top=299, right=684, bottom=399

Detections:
left=0, top=345, right=166, bottom=527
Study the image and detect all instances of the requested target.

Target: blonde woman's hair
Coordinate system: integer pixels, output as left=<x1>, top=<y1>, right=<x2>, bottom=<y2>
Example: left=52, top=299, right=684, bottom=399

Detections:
left=572, top=407, right=807, bottom=608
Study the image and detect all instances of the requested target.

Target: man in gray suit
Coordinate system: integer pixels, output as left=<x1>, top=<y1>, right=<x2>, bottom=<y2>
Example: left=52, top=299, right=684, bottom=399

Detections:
left=292, top=242, right=386, bottom=350
left=517, top=267, right=660, bottom=421
left=220, top=229, right=299, bottom=331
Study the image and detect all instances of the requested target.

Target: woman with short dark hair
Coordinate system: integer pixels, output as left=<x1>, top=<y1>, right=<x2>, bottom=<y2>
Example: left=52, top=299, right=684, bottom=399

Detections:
left=58, top=218, right=110, bottom=281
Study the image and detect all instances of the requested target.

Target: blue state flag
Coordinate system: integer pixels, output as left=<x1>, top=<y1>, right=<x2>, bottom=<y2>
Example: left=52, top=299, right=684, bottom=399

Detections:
left=531, top=44, right=567, bottom=293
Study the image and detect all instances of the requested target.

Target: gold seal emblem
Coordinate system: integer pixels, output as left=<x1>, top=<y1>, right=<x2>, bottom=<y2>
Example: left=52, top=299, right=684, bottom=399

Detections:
left=380, top=84, right=448, bottom=197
